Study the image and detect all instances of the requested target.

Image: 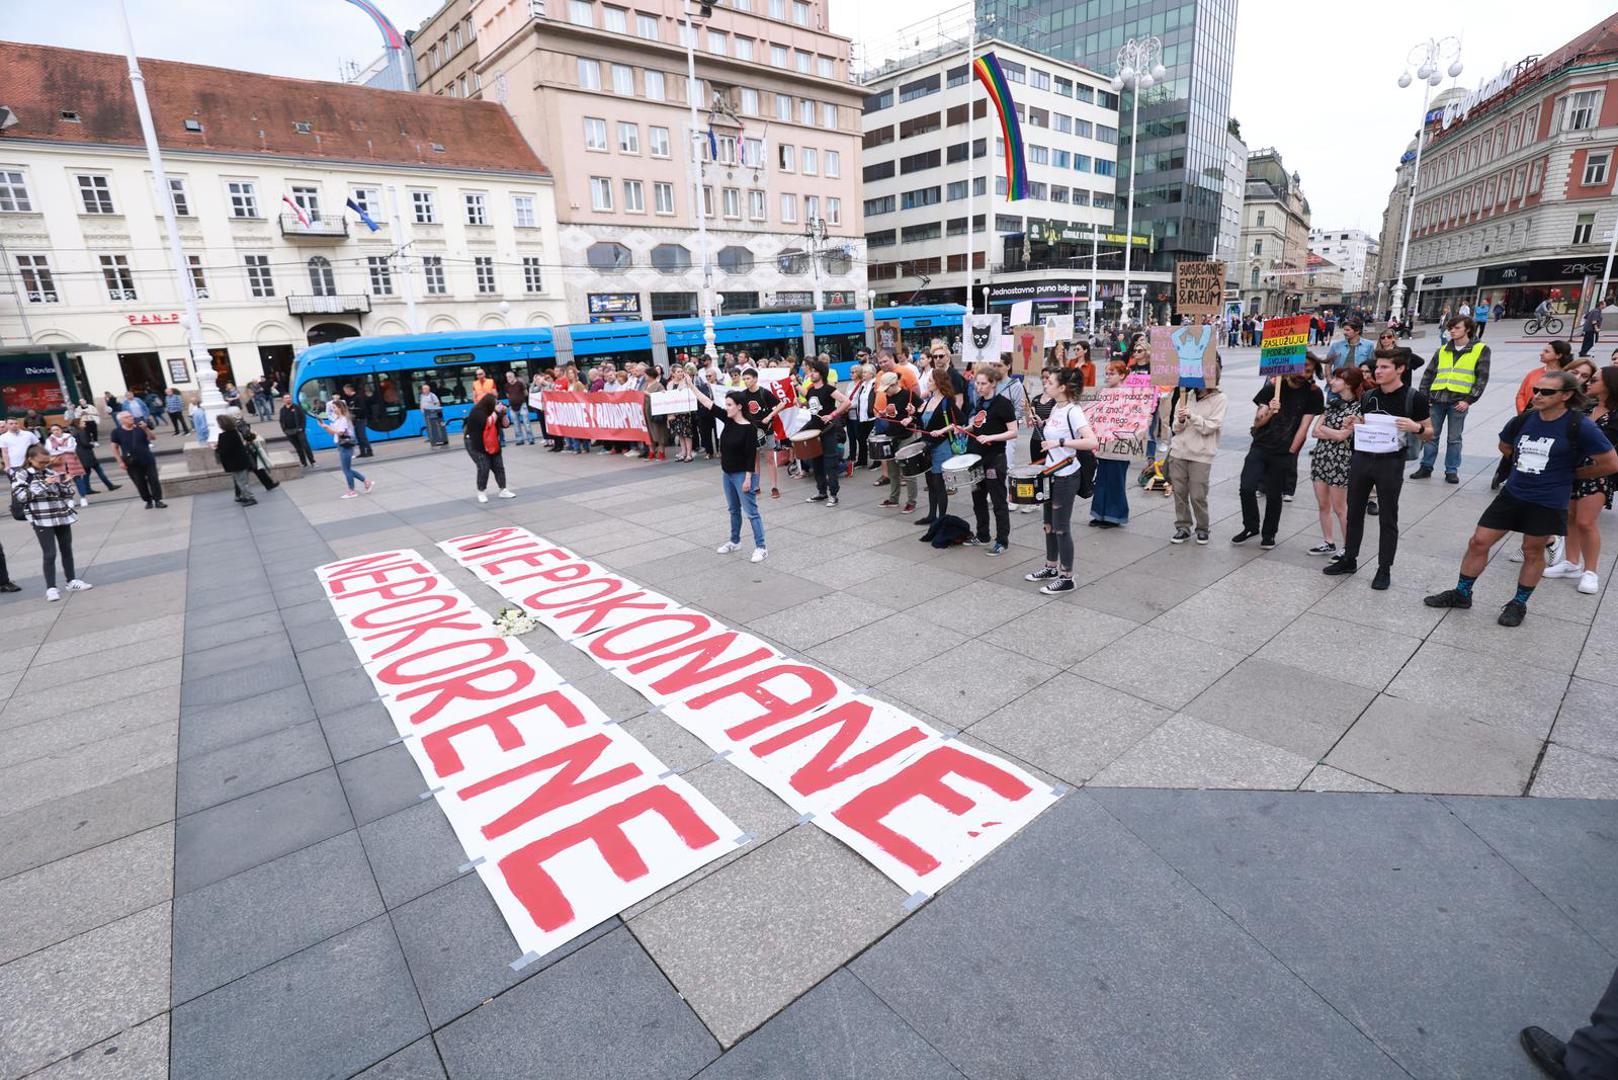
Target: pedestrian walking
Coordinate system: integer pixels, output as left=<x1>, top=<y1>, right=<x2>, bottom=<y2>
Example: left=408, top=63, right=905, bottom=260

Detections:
left=109, top=412, right=166, bottom=508
left=316, top=399, right=372, bottom=499
left=1412, top=315, right=1490, bottom=484
left=164, top=388, right=190, bottom=435
left=44, top=424, right=89, bottom=507
left=11, top=444, right=92, bottom=601
left=341, top=383, right=374, bottom=457
left=278, top=395, right=316, bottom=466
left=1544, top=364, right=1617, bottom=595
left=463, top=394, right=516, bottom=503
left=68, top=419, right=118, bottom=493
left=215, top=415, right=260, bottom=506
left=1580, top=304, right=1603, bottom=358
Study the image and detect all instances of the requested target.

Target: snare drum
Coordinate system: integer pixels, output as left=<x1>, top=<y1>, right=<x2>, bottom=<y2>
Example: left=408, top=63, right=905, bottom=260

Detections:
left=1008, top=464, right=1051, bottom=505
left=868, top=434, right=896, bottom=461
left=940, top=453, right=984, bottom=493
left=789, top=430, right=823, bottom=461
left=895, top=441, right=930, bottom=477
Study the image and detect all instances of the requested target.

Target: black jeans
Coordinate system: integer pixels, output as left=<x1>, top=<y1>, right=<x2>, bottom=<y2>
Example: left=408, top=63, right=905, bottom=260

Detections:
left=284, top=431, right=316, bottom=466
left=1239, top=446, right=1296, bottom=541
left=34, top=524, right=74, bottom=588
left=168, top=410, right=189, bottom=434
left=972, top=453, right=1011, bottom=544
left=849, top=419, right=872, bottom=467
left=1581, top=327, right=1598, bottom=357
left=1344, top=451, right=1405, bottom=567
left=924, top=470, right=949, bottom=522
left=1044, top=470, right=1081, bottom=572
left=811, top=429, right=844, bottom=497
left=125, top=458, right=163, bottom=504
left=467, top=445, right=506, bottom=491
left=354, top=420, right=373, bottom=455
left=1566, top=964, right=1618, bottom=1077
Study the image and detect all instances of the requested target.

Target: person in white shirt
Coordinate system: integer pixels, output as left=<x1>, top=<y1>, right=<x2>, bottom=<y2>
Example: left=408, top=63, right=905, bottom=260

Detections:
left=1024, top=368, right=1100, bottom=593
left=0, top=418, right=40, bottom=474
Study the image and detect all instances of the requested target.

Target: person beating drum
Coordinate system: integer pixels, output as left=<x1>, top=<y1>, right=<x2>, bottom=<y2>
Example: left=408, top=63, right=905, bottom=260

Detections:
left=961, top=368, right=1020, bottom=555
left=877, top=371, right=919, bottom=513
left=801, top=358, right=850, bottom=506
left=915, top=373, right=961, bottom=533
left=1026, top=368, right=1100, bottom=593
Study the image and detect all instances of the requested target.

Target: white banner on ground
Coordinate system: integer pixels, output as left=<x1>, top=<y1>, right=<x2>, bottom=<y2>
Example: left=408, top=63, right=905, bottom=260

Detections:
left=435, top=528, right=1063, bottom=897
left=313, top=549, right=741, bottom=963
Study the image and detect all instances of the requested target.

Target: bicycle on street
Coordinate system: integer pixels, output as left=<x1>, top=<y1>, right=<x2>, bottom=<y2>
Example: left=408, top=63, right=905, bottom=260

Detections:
left=1524, top=314, right=1565, bottom=336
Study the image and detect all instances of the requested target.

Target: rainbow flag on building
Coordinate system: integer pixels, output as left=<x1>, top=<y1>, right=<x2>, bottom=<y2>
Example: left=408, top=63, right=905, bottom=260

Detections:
left=973, top=52, right=1028, bottom=202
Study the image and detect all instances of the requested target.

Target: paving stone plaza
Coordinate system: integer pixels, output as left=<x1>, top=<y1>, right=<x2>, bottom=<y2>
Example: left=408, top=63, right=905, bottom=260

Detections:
left=1, top=339, right=1615, bottom=1079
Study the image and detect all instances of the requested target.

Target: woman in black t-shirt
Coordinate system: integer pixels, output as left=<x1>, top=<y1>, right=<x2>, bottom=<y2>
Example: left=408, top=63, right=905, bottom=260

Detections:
left=915, top=379, right=959, bottom=531
left=692, top=386, right=769, bottom=562
left=962, top=368, right=1020, bottom=553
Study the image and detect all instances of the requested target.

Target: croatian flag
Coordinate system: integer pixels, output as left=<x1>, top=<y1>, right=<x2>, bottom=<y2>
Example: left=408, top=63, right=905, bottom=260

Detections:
left=346, top=197, right=381, bottom=232
left=706, top=128, right=719, bottom=160
left=282, top=194, right=311, bottom=227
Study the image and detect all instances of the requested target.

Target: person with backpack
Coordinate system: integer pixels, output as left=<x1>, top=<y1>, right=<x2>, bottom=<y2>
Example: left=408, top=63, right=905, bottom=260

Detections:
left=11, top=443, right=92, bottom=601
left=1412, top=314, right=1490, bottom=484
left=1025, top=368, right=1099, bottom=592
left=1325, top=350, right=1432, bottom=589
left=463, top=393, right=516, bottom=503
left=214, top=414, right=260, bottom=507
left=1424, top=370, right=1617, bottom=627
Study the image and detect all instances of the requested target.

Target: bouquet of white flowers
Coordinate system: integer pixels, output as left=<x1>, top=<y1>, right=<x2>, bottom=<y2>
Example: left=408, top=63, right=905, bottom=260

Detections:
left=493, top=605, right=538, bottom=637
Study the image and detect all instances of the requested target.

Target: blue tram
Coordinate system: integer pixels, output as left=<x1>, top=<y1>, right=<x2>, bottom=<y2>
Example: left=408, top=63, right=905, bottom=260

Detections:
left=291, top=305, right=965, bottom=449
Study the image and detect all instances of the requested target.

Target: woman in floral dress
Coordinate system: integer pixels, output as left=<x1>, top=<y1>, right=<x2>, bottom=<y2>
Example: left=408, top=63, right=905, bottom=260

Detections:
left=1307, top=365, right=1365, bottom=560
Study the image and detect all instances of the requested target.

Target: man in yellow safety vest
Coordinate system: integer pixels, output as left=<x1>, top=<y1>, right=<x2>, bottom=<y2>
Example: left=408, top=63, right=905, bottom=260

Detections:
left=1412, top=313, right=1491, bottom=483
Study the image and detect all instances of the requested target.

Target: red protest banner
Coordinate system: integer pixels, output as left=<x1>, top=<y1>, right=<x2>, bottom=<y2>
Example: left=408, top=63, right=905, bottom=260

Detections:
left=540, top=391, right=651, bottom=444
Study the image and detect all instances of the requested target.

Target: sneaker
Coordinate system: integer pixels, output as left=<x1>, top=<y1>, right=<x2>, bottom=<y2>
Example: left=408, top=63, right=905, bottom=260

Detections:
left=1019, top=505, right=1038, bottom=514
left=1259, top=536, right=1277, bottom=550
left=1195, top=530, right=1209, bottom=545
left=872, top=477, right=887, bottom=486
left=1578, top=571, right=1600, bottom=595
left=1025, top=566, right=1061, bottom=581
left=1367, top=499, right=1380, bottom=516
left=1231, top=529, right=1259, bottom=545
left=985, top=542, right=1006, bottom=557
left=902, top=503, right=916, bottom=514
left=78, top=496, right=88, bottom=507
left=498, top=489, right=517, bottom=499
left=1445, top=472, right=1459, bottom=484
left=1410, top=466, right=1433, bottom=479
left=341, top=490, right=360, bottom=499
left=879, top=497, right=899, bottom=508
left=1323, top=559, right=1358, bottom=576
left=964, top=537, right=984, bottom=547
left=1307, top=542, right=1337, bottom=556
left=1547, top=536, right=1564, bottom=564
left=1371, top=567, right=1392, bottom=591
left=716, top=540, right=741, bottom=554
left=0, top=581, right=20, bottom=593
left=826, top=496, right=839, bottom=507
left=1498, top=599, right=1527, bottom=627
left=153, top=500, right=168, bottom=508
left=1509, top=547, right=1525, bottom=564
left=66, top=579, right=93, bottom=592
left=750, top=547, right=768, bottom=563
left=363, top=480, right=373, bottom=494
left=806, top=493, right=828, bottom=503
left=1281, top=494, right=1294, bottom=503
left=1041, top=577, right=1076, bottom=594
left=914, top=517, right=936, bottom=527
left=1543, top=559, right=1584, bottom=579
left=477, top=491, right=489, bottom=503
left=45, top=587, right=60, bottom=602
left=1170, top=528, right=1192, bottom=544
left=1423, top=588, right=1473, bottom=609
left=1518, top=1026, right=1569, bottom=1079
left=1329, top=551, right=1345, bottom=562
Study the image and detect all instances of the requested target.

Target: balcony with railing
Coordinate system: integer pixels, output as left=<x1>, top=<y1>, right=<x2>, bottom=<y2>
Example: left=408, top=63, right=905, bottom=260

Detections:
left=286, top=293, right=371, bottom=315
left=279, top=212, right=350, bottom=239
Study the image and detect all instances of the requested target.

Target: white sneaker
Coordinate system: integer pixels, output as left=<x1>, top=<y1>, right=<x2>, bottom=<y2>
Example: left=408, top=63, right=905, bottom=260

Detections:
left=1578, top=571, right=1600, bottom=595
left=477, top=491, right=489, bottom=504
left=1544, top=559, right=1584, bottom=579
left=1509, top=547, right=1524, bottom=563
left=716, top=541, right=741, bottom=554
left=341, top=490, right=359, bottom=499
left=78, top=496, right=88, bottom=507
left=498, top=489, right=517, bottom=499
left=750, top=547, right=768, bottom=563
left=66, top=579, right=93, bottom=592
left=45, top=587, right=60, bottom=602
left=1546, top=536, right=1564, bottom=565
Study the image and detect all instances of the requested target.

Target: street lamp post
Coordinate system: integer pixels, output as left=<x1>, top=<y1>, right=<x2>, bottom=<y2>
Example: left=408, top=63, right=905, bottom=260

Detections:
left=682, top=0, right=717, bottom=358
left=1110, top=36, right=1164, bottom=330
left=1389, top=36, right=1463, bottom=325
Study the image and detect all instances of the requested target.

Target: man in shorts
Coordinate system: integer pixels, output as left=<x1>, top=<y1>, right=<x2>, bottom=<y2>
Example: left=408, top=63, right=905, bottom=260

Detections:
left=1425, top=370, right=1616, bottom=626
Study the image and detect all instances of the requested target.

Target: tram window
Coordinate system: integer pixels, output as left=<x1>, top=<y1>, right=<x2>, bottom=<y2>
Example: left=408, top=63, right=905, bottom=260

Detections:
left=424, top=365, right=476, bottom=406
left=367, top=374, right=415, bottom=432
left=297, top=377, right=342, bottom=417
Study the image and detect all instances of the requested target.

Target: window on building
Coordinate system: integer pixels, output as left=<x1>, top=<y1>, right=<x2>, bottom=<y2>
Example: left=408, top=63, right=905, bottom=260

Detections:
left=623, top=179, right=645, bottom=212
left=1565, top=89, right=1601, bottom=131
left=776, top=94, right=792, bottom=120
left=743, top=137, right=764, bottom=167
left=717, top=245, right=754, bottom=273
left=307, top=256, right=336, bottom=297
left=245, top=254, right=275, bottom=298
left=422, top=256, right=447, bottom=294
left=351, top=187, right=380, bottom=220
left=1574, top=212, right=1596, bottom=245
left=643, top=70, right=665, bottom=101
left=472, top=256, right=496, bottom=294
left=186, top=253, right=209, bottom=299
left=805, top=194, right=819, bottom=221
left=707, top=28, right=726, bottom=53
left=827, top=197, right=841, bottom=225
left=367, top=256, right=393, bottom=296
left=0, top=170, right=32, bottom=213
left=578, top=59, right=602, bottom=89
left=654, top=181, right=675, bottom=214
left=611, top=64, right=634, bottom=94
left=800, top=99, right=815, bottom=124
left=568, top=0, right=592, bottom=23
left=650, top=126, right=671, bottom=157
left=817, top=56, right=835, bottom=78
left=635, top=11, right=659, bottom=38
left=227, top=179, right=259, bottom=218
left=99, top=254, right=135, bottom=300
left=1253, top=239, right=1263, bottom=255
left=748, top=189, right=767, bottom=220
left=1094, top=159, right=1115, bottom=177
left=618, top=122, right=640, bottom=154
left=802, top=147, right=818, bottom=175
left=521, top=257, right=544, bottom=294
left=651, top=243, right=691, bottom=273
left=590, top=177, right=614, bottom=211
left=779, top=193, right=797, bottom=223
left=792, top=0, right=809, bottom=23
left=76, top=174, right=115, bottom=214
left=900, top=186, right=941, bottom=209
left=778, top=144, right=795, bottom=171
left=1256, top=210, right=1265, bottom=227
left=465, top=192, right=488, bottom=225
left=738, top=88, right=760, bottom=116
left=290, top=185, right=320, bottom=220
left=411, top=190, right=437, bottom=223
left=512, top=194, right=537, bottom=228
left=1055, top=76, right=1073, bottom=97
left=946, top=65, right=969, bottom=88
left=16, top=255, right=56, bottom=302
left=1584, top=151, right=1610, bottom=187
left=868, top=229, right=895, bottom=248
left=768, top=0, right=784, bottom=17
left=771, top=44, right=789, bottom=67
left=166, top=177, right=191, bottom=216
left=1030, top=69, right=1050, bottom=91
left=864, top=194, right=895, bottom=216
left=584, top=117, right=608, bottom=150
left=1096, top=125, right=1118, bottom=144
left=1028, top=145, right=1049, bottom=165
left=587, top=242, right=631, bottom=271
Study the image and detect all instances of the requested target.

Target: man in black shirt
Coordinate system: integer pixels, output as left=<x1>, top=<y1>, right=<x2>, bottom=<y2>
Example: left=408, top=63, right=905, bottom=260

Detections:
left=964, top=367, right=1020, bottom=555
left=278, top=395, right=316, bottom=466
left=735, top=368, right=783, bottom=499
left=110, top=411, right=167, bottom=508
left=801, top=359, right=849, bottom=506
left=341, top=383, right=374, bottom=457
left=1325, top=350, right=1432, bottom=588
left=1234, top=373, right=1323, bottom=548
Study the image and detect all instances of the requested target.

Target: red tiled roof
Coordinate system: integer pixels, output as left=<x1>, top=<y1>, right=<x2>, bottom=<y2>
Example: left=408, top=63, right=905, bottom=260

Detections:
left=0, top=40, right=548, bottom=177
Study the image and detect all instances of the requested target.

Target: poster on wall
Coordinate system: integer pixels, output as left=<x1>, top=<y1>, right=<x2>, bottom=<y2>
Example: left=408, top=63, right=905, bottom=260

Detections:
left=962, top=315, right=1002, bottom=365
left=1008, top=324, right=1044, bottom=376
left=1174, top=260, right=1226, bottom=319
left=166, top=358, right=192, bottom=385
left=1258, top=315, right=1311, bottom=376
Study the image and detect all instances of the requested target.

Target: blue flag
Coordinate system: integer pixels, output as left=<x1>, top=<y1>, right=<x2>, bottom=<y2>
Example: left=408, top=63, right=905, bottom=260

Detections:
left=706, top=129, right=718, bottom=160
left=346, top=198, right=381, bottom=232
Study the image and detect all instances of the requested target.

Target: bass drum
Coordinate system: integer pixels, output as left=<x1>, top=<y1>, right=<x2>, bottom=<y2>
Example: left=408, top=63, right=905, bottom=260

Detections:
left=895, top=441, right=930, bottom=477
left=789, top=430, right=823, bottom=461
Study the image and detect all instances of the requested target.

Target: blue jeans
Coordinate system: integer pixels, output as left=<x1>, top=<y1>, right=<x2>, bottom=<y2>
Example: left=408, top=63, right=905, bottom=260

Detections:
left=1421, top=399, right=1467, bottom=474
left=512, top=408, right=533, bottom=444
left=722, top=471, right=765, bottom=548
left=339, top=445, right=366, bottom=491
left=1091, top=458, right=1130, bottom=525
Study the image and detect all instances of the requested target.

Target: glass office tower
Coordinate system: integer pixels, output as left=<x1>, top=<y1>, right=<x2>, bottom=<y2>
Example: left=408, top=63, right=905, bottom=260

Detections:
left=979, top=0, right=1238, bottom=271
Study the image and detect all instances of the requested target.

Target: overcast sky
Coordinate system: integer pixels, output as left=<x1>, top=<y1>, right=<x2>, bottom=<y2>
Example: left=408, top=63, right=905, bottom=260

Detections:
left=8, top=0, right=1615, bottom=232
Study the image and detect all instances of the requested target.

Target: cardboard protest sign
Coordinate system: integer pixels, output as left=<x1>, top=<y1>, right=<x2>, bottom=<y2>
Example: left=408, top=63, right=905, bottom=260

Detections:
left=312, top=549, right=742, bottom=964
left=1041, top=314, right=1074, bottom=346
left=874, top=320, right=902, bottom=355
left=648, top=388, right=698, bottom=416
left=1148, top=327, right=1179, bottom=387
left=1009, top=324, right=1044, bottom=376
left=1175, top=260, right=1225, bottom=319
left=962, top=314, right=1002, bottom=365
left=1081, top=386, right=1159, bottom=460
left=1169, top=322, right=1218, bottom=390
left=436, top=526, right=1066, bottom=899
left=540, top=391, right=651, bottom=443
left=1259, top=315, right=1311, bottom=376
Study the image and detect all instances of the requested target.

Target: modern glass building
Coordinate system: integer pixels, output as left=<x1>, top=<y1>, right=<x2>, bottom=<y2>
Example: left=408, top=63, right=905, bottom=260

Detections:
left=978, top=0, right=1238, bottom=271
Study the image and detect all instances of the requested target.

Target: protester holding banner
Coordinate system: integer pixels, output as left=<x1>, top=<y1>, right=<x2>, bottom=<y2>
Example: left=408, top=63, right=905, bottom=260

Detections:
left=463, top=394, right=516, bottom=504
left=1091, top=363, right=1135, bottom=528
left=1167, top=382, right=1227, bottom=545
left=1234, top=372, right=1322, bottom=548
left=1307, top=366, right=1365, bottom=559
left=663, top=365, right=698, bottom=462
left=964, top=368, right=1019, bottom=554
left=1026, top=368, right=1099, bottom=590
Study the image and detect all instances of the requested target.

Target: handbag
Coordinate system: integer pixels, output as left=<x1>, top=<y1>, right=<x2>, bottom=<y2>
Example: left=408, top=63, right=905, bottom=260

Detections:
left=482, top=416, right=501, bottom=455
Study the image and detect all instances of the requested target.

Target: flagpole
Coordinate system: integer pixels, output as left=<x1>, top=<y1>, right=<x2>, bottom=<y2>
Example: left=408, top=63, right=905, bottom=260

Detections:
left=117, top=0, right=228, bottom=437
left=386, top=185, right=420, bottom=333
left=965, top=14, right=977, bottom=315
